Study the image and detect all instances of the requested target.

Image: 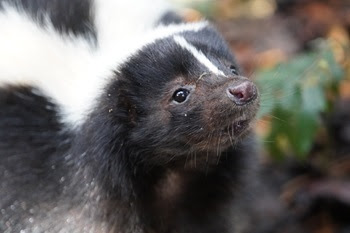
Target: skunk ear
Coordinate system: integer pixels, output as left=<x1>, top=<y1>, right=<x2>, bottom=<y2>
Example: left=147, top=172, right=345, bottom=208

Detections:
left=118, top=94, right=138, bottom=126
left=157, top=11, right=184, bottom=26
left=103, top=77, right=139, bottom=127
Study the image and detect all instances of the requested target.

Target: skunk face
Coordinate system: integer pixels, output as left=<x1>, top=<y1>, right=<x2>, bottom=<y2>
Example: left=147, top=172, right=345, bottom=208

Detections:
left=111, top=27, right=260, bottom=162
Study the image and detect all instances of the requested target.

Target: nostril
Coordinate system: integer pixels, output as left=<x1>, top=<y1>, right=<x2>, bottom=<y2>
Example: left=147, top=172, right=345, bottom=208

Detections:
left=227, top=81, right=257, bottom=105
left=230, top=89, right=244, bottom=100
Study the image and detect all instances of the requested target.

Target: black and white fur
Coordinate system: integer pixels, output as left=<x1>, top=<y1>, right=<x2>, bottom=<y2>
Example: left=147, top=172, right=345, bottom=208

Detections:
left=0, top=0, right=260, bottom=232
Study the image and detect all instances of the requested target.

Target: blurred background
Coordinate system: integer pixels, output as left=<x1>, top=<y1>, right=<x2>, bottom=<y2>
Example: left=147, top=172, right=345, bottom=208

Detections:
left=174, top=0, right=350, bottom=232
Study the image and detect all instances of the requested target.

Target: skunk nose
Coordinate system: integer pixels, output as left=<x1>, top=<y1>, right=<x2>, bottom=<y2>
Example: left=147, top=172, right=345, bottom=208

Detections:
left=227, top=81, right=257, bottom=105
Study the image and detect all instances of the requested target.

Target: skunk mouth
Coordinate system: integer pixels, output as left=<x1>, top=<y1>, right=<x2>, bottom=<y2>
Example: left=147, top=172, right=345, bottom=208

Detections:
left=233, top=119, right=250, bottom=135
left=187, top=118, right=254, bottom=154
left=222, top=119, right=250, bottom=136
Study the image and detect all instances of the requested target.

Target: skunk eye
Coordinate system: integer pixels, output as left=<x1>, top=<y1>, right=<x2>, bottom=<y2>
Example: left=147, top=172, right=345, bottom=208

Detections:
left=173, top=89, right=190, bottom=103
left=230, top=65, right=238, bottom=75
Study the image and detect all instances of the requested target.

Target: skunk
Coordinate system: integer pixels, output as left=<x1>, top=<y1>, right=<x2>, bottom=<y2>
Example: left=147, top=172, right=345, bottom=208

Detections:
left=0, top=0, right=260, bottom=232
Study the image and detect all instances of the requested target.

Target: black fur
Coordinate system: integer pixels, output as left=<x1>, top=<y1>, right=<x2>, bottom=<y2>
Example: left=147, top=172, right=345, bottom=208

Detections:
left=0, top=1, right=260, bottom=233
left=0, top=86, right=72, bottom=232
left=0, top=0, right=95, bottom=38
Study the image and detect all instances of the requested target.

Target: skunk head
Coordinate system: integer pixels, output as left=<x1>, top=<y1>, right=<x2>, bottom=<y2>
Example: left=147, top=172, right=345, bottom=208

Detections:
left=104, top=24, right=259, bottom=165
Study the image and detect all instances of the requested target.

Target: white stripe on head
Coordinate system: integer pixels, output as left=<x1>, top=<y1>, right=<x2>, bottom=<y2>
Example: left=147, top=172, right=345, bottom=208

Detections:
left=173, top=35, right=225, bottom=76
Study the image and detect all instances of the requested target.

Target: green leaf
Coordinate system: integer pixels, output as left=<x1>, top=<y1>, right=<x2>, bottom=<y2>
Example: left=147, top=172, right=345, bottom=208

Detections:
left=287, top=111, right=319, bottom=158
left=256, top=39, right=344, bottom=160
left=301, top=85, right=326, bottom=114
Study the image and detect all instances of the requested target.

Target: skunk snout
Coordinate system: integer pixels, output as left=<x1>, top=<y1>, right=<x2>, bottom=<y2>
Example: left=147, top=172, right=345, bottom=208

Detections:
left=227, top=80, right=258, bottom=106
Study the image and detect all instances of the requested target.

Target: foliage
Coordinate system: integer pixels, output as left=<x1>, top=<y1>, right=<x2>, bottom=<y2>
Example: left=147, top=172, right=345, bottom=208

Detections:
left=256, top=40, right=345, bottom=159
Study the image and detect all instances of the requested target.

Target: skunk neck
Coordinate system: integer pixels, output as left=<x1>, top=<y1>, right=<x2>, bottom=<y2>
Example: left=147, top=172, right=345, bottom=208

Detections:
left=66, top=93, right=252, bottom=232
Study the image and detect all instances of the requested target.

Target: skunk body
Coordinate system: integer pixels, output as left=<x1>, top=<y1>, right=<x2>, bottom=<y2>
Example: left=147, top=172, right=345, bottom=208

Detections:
left=0, top=1, right=260, bottom=232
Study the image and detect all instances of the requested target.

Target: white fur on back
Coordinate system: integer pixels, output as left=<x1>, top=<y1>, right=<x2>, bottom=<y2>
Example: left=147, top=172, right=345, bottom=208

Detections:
left=0, top=0, right=209, bottom=125
left=0, top=6, right=106, bottom=125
